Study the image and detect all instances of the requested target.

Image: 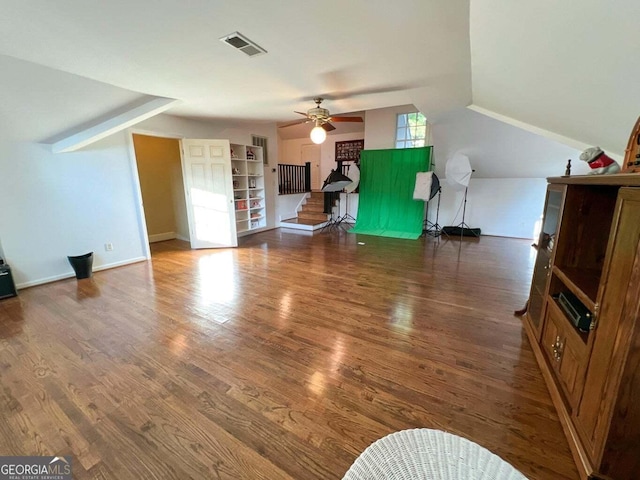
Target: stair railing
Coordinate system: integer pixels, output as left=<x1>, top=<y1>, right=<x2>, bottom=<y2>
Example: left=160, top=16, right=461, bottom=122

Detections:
left=278, top=162, right=311, bottom=194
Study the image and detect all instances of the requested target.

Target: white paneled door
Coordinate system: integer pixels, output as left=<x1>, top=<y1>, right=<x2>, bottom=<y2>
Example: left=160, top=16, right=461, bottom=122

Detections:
left=181, top=139, right=237, bottom=248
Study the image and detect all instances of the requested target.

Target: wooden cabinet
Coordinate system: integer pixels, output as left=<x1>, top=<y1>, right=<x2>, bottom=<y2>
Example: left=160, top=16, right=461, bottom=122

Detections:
left=521, top=175, right=640, bottom=480
left=230, top=143, right=266, bottom=235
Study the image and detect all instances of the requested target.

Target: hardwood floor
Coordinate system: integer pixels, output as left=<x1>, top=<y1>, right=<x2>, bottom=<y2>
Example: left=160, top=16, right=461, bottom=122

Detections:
left=0, top=230, right=579, bottom=479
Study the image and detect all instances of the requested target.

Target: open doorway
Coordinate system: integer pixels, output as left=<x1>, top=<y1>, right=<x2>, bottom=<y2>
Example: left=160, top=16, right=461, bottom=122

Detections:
left=131, top=134, right=190, bottom=251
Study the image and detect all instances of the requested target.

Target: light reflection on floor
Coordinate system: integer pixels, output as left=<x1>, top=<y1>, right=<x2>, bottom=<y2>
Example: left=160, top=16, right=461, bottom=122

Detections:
left=278, top=290, right=292, bottom=327
left=196, top=251, right=237, bottom=305
left=391, top=301, right=414, bottom=332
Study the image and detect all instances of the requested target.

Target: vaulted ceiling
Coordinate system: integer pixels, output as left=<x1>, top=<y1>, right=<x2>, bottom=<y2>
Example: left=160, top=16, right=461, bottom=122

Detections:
left=470, top=0, right=640, bottom=156
left=0, top=1, right=637, bottom=154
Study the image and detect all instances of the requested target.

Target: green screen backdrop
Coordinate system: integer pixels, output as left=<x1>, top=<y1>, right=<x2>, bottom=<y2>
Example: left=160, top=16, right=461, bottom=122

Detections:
left=350, top=146, right=431, bottom=239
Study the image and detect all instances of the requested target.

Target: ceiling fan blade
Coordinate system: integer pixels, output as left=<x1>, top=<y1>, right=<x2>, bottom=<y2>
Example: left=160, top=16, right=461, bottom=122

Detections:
left=322, top=123, right=336, bottom=132
left=294, top=111, right=308, bottom=117
left=279, top=118, right=310, bottom=128
left=330, top=116, right=364, bottom=123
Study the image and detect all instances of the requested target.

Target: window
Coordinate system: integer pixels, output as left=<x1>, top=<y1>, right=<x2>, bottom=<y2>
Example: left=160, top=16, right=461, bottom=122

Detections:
left=252, top=135, right=268, bottom=165
left=395, top=112, right=428, bottom=149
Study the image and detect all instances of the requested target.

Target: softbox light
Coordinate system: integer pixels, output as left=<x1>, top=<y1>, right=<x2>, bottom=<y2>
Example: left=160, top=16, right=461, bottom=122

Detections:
left=322, top=169, right=352, bottom=192
left=430, top=173, right=440, bottom=200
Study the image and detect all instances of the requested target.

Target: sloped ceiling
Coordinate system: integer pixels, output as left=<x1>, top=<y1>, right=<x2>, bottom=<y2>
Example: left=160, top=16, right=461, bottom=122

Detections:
left=470, top=0, right=640, bottom=156
left=0, top=0, right=471, bottom=132
left=431, top=108, right=584, bottom=179
left=0, top=55, right=147, bottom=142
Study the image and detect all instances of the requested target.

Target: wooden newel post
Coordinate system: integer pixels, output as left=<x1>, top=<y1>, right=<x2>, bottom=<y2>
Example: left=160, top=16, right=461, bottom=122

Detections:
left=304, top=162, right=311, bottom=192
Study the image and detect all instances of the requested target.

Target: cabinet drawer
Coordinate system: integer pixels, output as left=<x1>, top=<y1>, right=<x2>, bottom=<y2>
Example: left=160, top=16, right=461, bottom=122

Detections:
left=542, top=299, right=589, bottom=409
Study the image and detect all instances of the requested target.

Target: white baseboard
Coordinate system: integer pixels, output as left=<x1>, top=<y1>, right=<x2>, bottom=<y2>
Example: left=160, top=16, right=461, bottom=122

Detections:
left=148, top=232, right=177, bottom=243
left=93, top=256, right=148, bottom=272
left=16, top=256, right=148, bottom=290
left=17, top=272, right=78, bottom=289
left=279, top=211, right=298, bottom=222
left=176, top=234, right=190, bottom=242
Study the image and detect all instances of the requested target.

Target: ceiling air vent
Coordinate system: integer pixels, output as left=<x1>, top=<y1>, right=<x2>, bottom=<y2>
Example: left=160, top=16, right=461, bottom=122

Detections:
left=220, top=32, right=267, bottom=57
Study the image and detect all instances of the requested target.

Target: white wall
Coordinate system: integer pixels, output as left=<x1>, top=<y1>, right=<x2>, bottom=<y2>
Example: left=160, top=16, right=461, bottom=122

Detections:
left=428, top=108, right=584, bottom=238
left=431, top=108, right=585, bottom=178
left=431, top=178, right=546, bottom=239
left=276, top=193, right=307, bottom=222
left=0, top=110, right=280, bottom=288
left=0, top=135, right=148, bottom=287
left=363, top=105, right=418, bottom=150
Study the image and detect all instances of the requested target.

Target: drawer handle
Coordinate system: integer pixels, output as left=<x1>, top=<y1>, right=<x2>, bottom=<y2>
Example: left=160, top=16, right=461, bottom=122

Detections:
left=551, top=336, right=563, bottom=362
left=0, top=272, right=8, bottom=276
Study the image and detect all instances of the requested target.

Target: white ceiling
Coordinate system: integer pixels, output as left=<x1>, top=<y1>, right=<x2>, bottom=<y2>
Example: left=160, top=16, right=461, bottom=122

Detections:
left=0, top=0, right=471, bottom=132
left=1, top=1, right=635, bottom=154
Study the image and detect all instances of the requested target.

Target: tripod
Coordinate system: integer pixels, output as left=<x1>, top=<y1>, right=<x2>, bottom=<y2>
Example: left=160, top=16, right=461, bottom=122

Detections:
left=336, top=192, right=356, bottom=229
left=452, top=186, right=479, bottom=239
left=423, top=187, right=443, bottom=237
left=321, top=195, right=341, bottom=232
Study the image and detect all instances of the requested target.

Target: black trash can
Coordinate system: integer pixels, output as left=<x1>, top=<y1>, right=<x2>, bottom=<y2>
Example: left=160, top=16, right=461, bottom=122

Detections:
left=68, top=252, right=93, bottom=279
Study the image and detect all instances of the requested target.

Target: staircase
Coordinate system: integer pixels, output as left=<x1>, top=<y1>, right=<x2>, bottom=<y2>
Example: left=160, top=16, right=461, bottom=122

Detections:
left=280, top=192, right=330, bottom=231
left=298, top=192, right=328, bottom=223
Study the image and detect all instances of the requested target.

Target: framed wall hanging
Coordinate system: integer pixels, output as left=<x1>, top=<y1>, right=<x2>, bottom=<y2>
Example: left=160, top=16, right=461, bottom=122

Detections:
left=335, top=139, right=364, bottom=163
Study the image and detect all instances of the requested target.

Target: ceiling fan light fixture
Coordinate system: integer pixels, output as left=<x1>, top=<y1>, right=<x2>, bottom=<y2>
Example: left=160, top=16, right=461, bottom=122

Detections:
left=310, top=124, right=327, bottom=144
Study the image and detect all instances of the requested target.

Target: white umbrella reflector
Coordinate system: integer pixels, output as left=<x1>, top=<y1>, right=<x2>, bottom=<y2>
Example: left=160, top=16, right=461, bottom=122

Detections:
left=445, top=153, right=472, bottom=191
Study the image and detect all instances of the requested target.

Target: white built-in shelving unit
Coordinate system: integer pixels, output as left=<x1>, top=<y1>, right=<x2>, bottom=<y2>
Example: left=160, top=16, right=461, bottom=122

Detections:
left=230, top=143, right=266, bottom=235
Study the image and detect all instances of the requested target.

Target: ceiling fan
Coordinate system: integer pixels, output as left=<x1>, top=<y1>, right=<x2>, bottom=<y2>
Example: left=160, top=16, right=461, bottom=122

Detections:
left=279, top=97, right=363, bottom=144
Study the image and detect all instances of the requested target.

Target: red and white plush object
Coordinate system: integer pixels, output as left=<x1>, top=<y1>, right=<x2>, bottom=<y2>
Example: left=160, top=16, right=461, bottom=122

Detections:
left=579, top=147, right=620, bottom=175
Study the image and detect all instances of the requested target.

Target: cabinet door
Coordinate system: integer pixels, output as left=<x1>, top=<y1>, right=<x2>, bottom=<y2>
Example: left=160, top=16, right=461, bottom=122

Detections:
left=527, top=185, right=566, bottom=339
left=542, top=299, right=589, bottom=409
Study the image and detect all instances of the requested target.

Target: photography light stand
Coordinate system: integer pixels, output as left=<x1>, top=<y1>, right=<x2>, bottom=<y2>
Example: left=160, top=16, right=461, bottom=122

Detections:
left=452, top=185, right=479, bottom=239
left=334, top=162, right=359, bottom=230
left=321, top=198, right=341, bottom=232
left=424, top=187, right=442, bottom=237
left=420, top=170, right=442, bottom=237
left=423, top=186, right=443, bottom=237
left=336, top=192, right=356, bottom=229
left=320, top=169, right=352, bottom=233
left=442, top=160, right=480, bottom=239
